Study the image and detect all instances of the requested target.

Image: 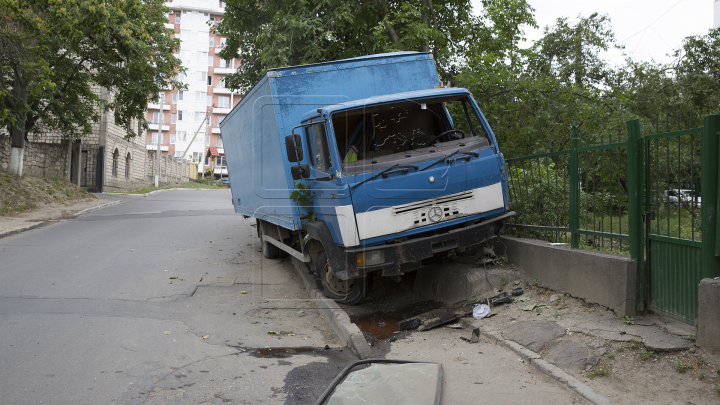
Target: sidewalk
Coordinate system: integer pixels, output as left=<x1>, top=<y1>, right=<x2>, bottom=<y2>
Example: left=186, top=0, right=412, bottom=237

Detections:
left=0, top=197, right=120, bottom=237
left=462, top=279, right=720, bottom=404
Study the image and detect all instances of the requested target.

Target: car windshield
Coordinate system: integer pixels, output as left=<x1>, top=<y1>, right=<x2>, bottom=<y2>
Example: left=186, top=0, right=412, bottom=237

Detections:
left=331, top=95, right=491, bottom=174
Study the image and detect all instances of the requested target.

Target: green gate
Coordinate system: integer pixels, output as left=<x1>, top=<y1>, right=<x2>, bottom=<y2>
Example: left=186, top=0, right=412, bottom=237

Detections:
left=630, top=115, right=720, bottom=324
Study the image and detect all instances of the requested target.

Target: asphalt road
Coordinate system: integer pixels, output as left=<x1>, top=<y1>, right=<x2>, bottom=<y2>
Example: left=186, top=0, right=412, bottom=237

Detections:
left=0, top=189, right=585, bottom=404
left=0, top=190, right=353, bottom=405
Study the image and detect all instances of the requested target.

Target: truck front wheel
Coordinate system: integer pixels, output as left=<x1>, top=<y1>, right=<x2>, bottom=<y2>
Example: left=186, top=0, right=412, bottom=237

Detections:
left=314, top=252, right=367, bottom=305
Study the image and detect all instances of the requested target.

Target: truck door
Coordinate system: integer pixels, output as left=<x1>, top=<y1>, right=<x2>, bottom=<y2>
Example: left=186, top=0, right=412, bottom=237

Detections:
left=303, top=121, right=358, bottom=248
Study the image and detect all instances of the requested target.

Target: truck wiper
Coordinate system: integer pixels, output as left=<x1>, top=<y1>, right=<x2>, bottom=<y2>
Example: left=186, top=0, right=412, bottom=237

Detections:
left=350, top=164, right=419, bottom=189
left=419, top=150, right=479, bottom=171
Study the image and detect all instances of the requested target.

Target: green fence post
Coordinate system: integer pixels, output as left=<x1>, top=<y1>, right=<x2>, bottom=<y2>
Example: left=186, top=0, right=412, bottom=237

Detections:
left=626, top=119, right=645, bottom=312
left=702, top=115, right=720, bottom=278
left=569, top=123, right=579, bottom=248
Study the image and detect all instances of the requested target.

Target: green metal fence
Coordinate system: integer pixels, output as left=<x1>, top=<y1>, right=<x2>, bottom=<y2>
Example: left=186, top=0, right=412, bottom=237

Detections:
left=505, top=124, right=638, bottom=256
left=504, top=114, right=720, bottom=323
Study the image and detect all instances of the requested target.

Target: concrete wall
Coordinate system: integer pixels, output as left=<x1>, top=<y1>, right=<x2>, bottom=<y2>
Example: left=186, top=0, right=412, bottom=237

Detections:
left=0, top=135, right=70, bottom=179
left=697, top=278, right=720, bottom=365
left=497, top=236, right=637, bottom=317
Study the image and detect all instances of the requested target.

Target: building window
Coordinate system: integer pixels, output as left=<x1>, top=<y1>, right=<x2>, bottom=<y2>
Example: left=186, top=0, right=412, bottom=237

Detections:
left=178, top=90, right=186, bottom=101
left=207, top=75, right=212, bottom=86
left=195, top=91, right=206, bottom=102
left=171, top=113, right=177, bottom=124
left=216, top=156, right=225, bottom=167
left=152, top=132, right=159, bottom=144
left=223, top=58, right=231, bottom=68
left=208, top=55, right=213, bottom=66
left=175, top=13, right=180, bottom=23
left=197, top=71, right=207, bottom=81
left=220, top=1, right=225, bottom=9
left=193, top=152, right=199, bottom=162
left=207, top=95, right=213, bottom=106
left=206, top=135, right=210, bottom=145
left=152, top=112, right=160, bottom=124
left=220, top=38, right=227, bottom=49
left=178, top=71, right=186, bottom=81
left=198, top=153, right=203, bottom=166
left=178, top=131, right=187, bottom=141
left=170, top=133, right=176, bottom=144
left=195, top=111, right=203, bottom=122
left=218, top=96, right=229, bottom=108
left=205, top=155, right=210, bottom=165
left=198, top=32, right=208, bottom=44
left=209, top=36, right=214, bottom=47
left=112, top=149, right=119, bottom=177
left=218, top=115, right=224, bottom=125
left=178, top=111, right=184, bottom=121
left=197, top=52, right=207, bottom=62
left=171, top=93, right=177, bottom=104
left=217, top=137, right=223, bottom=147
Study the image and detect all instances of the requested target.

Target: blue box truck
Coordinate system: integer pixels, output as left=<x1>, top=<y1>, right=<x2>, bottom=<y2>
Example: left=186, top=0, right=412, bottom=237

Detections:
left=220, top=52, right=514, bottom=304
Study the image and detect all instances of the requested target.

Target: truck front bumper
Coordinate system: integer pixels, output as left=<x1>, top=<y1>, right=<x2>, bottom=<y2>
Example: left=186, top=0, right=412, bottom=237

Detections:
left=332, top=211, right=515, bottom=279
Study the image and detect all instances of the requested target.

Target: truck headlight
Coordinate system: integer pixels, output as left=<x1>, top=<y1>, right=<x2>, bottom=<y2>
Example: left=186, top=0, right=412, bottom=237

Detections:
left=356, top=251, right=385, bottom=267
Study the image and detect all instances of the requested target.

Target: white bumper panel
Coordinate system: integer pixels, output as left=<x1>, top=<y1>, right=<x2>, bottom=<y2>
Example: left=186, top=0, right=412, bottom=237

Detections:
left=355, top=182, right=504, bottom=241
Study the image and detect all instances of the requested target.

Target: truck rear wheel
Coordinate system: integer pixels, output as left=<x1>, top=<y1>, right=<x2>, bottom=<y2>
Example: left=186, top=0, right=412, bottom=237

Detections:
left=258, top=222, right=281, bottom=259
left=314, top=252, right=367, bottom=305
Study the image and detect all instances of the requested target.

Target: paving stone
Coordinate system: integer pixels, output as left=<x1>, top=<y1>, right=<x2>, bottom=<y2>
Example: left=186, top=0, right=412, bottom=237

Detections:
left=545, top=340, right=599, bottom=371
left=641, top=330, right=694, bottom=352
left=502, top=321, right=566, bottom=352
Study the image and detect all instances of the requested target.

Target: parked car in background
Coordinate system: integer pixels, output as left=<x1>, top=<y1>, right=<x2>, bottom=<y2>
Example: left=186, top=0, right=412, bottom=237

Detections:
left=219, top=177, right=230, bottom=187
left=663, top=189, right=701, bottom=207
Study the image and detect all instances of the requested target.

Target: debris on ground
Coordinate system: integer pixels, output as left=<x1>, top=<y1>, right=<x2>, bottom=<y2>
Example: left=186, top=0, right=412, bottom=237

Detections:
left=460, top=328, right=481, bottom=343
left=398, top=288, right=524, bottom=331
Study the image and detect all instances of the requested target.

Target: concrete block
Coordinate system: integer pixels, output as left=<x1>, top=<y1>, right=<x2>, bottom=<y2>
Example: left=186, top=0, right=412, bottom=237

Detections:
left=697, top=278, right=720, bottom=364
left=413, top=261, right=519, bottom=304
left=497, top=236, right=636, bottom=317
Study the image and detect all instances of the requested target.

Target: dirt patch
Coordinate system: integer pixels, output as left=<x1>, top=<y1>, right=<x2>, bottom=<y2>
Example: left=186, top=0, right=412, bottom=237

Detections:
left=0, top=172, right=94, bottom=216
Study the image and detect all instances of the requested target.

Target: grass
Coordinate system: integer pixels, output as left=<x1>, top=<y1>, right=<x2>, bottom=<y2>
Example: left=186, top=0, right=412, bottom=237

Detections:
left=638, top=348, right=656, bottom=361
left=617, top=339, right=641, bottom=351
left=584, top=362, right=610, bottom=379
left=1, top=172, right=91, bottom=216
left=0, top=202, right=36, bottom=216
left=676, top=360, right=693, bottom=373
left=109, top=181, right=225, bottom=194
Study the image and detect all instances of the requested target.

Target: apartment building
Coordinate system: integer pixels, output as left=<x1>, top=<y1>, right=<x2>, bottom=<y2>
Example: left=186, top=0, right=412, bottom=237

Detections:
left=146, top=0, right=240, bottom=176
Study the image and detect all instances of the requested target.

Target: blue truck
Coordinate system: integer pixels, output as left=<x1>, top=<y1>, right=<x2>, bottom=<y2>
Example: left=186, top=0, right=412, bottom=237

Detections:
left=220, top=52, right=514, bottom=304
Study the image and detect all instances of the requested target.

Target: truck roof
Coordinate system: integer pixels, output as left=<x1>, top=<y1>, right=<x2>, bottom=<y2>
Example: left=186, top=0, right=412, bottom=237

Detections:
left=267, top=51, right=430, bottom=76
left=300, top=87, right=471, bottom=122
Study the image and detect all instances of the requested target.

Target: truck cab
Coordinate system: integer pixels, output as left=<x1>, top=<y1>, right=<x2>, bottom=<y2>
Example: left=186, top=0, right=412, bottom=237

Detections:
left=285, top=88, right=513, bottom=304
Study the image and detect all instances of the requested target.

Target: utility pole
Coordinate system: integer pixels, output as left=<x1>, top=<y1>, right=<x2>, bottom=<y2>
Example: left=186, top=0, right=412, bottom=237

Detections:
left=156, top=92, right=164, bottom=188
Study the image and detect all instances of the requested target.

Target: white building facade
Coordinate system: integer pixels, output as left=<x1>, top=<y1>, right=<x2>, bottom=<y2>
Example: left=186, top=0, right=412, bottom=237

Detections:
left=146, top=0, right=241, bottom=175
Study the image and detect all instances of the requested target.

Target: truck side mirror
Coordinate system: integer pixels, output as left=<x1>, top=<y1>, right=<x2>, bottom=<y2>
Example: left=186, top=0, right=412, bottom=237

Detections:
left=285, top=134, right=303, bottom=162
left=291, top=163, right=310, bottom=180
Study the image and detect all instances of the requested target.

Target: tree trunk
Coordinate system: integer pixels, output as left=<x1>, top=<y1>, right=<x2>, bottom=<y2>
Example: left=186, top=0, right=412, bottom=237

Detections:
left=8, top=71, right=28, bottom=176
left=421, top=11, right=430, bottom=52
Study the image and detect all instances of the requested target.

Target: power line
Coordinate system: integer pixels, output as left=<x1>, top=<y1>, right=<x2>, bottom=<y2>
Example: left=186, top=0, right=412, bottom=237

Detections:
left=619, top=0, right=683, bottom=44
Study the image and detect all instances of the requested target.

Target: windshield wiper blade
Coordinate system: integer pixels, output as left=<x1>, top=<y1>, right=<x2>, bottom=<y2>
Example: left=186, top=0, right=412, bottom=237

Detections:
left=419, top=150, right=461, bottom=172
left=351, top=164, right=419, bottom=189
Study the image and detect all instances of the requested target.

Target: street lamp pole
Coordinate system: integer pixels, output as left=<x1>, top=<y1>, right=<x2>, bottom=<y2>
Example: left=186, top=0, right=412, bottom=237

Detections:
left=155, top=92, right=164, bottom=188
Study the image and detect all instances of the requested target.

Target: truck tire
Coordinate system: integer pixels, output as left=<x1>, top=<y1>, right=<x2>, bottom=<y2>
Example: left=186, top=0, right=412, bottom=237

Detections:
left=259, top=223, right=281, bottom=259
left=314, top=252, right=367, bottom=305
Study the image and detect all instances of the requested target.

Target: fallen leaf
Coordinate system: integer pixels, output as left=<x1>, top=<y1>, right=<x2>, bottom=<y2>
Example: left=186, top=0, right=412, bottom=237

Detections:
left=516, top=296, right=530, bottom=302
left=169, top=277, right=178, bottom=279
left=521, top=304, right=537, bottom=311
left=240, top=291, right=247, bottom=294
left=267, top=331, right=280, bottom=335
left=202, top=335, right=209, bottom=340
left=163, top=331, right=171, bottom=335
left=251, top=321, right=259, bottom=324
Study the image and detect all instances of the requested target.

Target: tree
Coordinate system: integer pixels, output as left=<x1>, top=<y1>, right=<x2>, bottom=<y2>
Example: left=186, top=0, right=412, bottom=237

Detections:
left=0, top=0, right=182, bottom=176
left=215, top=0, right=534, bottom=91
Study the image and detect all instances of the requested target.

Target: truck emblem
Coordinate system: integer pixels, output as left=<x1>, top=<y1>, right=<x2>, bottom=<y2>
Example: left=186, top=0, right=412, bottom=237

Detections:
left=428, top=176, right=435, bottom=184
left=428, top=206, right=443, bottom=222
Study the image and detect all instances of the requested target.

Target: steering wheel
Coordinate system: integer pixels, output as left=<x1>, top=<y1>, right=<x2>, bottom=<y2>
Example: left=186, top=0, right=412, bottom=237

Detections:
left=428, top=129, right=465, bottom=145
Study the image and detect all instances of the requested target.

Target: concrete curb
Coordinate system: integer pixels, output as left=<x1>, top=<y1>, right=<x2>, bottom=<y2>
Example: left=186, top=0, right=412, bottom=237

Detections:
left=71, top=200, right=122, bottom=217
left=104, top=188, right=226, bottom=197
left=290, top=257, right=372, bottom=359
left=463, top=320, right=611, bottom=405
left=0, top=221, right=44, bottom=240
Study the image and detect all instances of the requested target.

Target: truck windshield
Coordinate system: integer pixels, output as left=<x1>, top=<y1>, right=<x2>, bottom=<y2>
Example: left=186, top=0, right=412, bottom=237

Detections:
left=332, top=95, right=491, bottom=174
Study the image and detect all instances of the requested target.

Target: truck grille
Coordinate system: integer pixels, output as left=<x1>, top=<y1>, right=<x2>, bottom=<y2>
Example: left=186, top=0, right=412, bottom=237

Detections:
left=391, top=190, right=474, bottom=225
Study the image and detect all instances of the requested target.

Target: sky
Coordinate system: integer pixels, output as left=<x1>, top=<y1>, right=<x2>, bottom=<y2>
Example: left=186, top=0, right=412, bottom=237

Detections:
left=472, top=0, right=715, bottom=67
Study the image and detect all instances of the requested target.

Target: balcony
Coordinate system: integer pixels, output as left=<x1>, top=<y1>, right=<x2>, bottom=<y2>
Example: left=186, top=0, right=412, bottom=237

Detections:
left=213, top=86, right=234, bottom=95
left=213, top=107, right=231, bottom=115
left=148, top=123, right=170, bottom=131
left=146, top=144, right=169, bottom=152
left=212, top=127, right=221, bottom=134
left=213, top=166, right=228, bottom=175
left=148, top=103, right=171, bottom=110
left=164, top=23, right=175, bottom=30
left=213, top=67, right=234, bottom=74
